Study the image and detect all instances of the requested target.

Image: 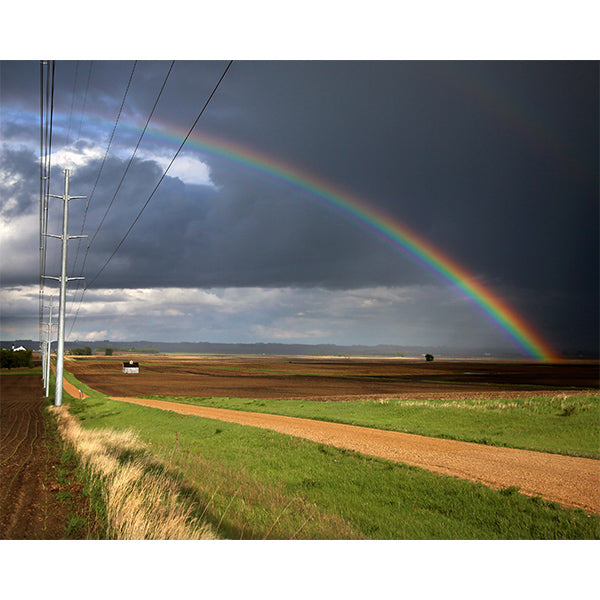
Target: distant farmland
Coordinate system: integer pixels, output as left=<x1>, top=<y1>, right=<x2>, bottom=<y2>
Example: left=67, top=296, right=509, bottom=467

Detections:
left=65, top=354, right=600, bottom=401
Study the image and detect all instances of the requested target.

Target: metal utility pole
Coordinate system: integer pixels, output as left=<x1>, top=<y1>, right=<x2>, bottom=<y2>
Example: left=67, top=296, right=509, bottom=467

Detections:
left=44, top=297, right=54, bottom=397
left=41, top=297, right=53, bottom=392
left=43, top=169, right=85, bottom=407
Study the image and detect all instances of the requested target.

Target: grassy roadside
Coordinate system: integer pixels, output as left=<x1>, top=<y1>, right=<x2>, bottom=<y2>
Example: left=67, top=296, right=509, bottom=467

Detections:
left=59, top=379, right=600, bottom=539
left=50, top=406, right=216, bottom=540
left=42, top=403, right=107, bottom=539
left=1, top=366, right=43, bottom=375
left=41, top=371, right=109, bottom=538
left=143, top=393, right=600, bottom=459
left=49, top=369, right=215, bottom=539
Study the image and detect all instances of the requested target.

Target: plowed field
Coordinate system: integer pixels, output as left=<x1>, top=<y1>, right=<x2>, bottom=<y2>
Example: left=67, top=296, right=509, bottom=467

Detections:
left=0, top=374, right=88, bottom=539
left=66, top=355, right=599, bottom=401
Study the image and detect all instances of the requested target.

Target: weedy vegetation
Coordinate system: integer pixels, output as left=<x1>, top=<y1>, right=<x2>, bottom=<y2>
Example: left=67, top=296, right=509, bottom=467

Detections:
left=50, top=405, right=216, bottom=540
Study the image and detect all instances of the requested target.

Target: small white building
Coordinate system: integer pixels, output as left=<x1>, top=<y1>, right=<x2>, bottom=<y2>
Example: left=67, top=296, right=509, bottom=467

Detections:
left=122, top=360, right=139, bottom=374
left=12, top=345, right=27, bottom=352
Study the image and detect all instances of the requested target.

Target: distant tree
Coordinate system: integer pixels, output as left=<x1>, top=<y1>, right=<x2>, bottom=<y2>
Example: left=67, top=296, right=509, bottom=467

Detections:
left=22, top=349, right=33, bottom=367
left=71, top=346, right=92, bottom=356
left=1, top=349, right=17, bottom=369
left=105, top=348, right=113, bottom=356
left=1, top=348, right=32, bottom=369
left=425, top=353, right=434, bottom=362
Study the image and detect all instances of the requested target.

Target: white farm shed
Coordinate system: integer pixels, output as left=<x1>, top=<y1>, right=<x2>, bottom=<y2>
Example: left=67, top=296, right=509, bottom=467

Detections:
left=122, top=360, right=139, bottom=374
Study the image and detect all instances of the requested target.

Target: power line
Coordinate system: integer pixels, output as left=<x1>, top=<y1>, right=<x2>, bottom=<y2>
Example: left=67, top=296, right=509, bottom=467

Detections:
left=39, top=62, right=45, bottom=343
left=75, top=61, right=93, bottom=141
left=66, top=61, right=175, bottom=337
left=84, top=61, right=175, bottom=254
left=66, top=62, right=79, bottom=146
left=39, top=60, right=55, bottom=344
left=87, top=60, right=233, bottom=289
left=71, top=60, right=138, bottom=275
left=67, top=60, right=233, bottom=335
left=39, top=61, right=46, bottom=341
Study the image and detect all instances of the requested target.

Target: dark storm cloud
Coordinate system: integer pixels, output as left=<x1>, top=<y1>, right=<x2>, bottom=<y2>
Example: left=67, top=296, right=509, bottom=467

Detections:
left=67, top=154, right=413, bottom=290
left=71, top=59, right=594, bottom=302
left=204, top=61, right=598, bottom=288
left=0, top=137, right=410, bottom=290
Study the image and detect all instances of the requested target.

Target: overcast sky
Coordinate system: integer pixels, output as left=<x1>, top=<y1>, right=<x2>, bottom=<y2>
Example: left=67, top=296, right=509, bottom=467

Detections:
left=1, top=58, right=598, bottom=356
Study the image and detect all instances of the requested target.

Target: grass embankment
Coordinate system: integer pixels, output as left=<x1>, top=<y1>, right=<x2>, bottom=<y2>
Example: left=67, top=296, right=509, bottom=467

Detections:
left=48, top=370, right=215, bottom=539
left=50, top=407, right=216, bottom=540
left=145, top=393, right=600, bottom=459
left=41, top=400, right=106, bottom=539
left=59, top=372, right=600, bottom=539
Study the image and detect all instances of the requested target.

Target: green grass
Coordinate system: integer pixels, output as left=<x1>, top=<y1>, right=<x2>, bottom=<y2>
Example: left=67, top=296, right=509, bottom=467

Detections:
left=1, top=366, right=43, bottom=375
left=144, top=393, right=600, bottom=459
left=62, top=388, right=600, bottom=540
left=62, top=369, right=105, bottom=399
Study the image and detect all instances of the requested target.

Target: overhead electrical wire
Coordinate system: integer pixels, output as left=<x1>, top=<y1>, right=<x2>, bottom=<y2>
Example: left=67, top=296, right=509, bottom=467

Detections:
left=75, top=61, right=93, bottom=141
left=65, top=62, right=80, bottom=146
left=39, top=61, right=46, bottom=343
left=66, top=61, right=175, bottom=336
left=87, top=60, right=233, bottom=289
left=39, top=60, right=55, bottom=344
left=70, top=60, right=138, bottom=276
left=66, top=60, right=233, bottom=336
left=84, top=61, right=175, bottom=254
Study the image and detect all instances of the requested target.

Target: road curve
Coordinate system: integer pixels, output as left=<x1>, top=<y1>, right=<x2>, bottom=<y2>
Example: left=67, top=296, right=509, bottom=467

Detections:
left=108, top=395, right=600, bottom=514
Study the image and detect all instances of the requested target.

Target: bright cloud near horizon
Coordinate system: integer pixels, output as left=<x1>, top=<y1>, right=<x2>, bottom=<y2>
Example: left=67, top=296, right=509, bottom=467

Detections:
left=1, top=60, right=598, bottom=356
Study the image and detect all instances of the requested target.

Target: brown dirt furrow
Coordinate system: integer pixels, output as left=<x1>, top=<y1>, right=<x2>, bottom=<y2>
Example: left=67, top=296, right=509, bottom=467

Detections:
left=0, top=374, right=81, bottom=539
left=109, top=395, right=600, bottom=514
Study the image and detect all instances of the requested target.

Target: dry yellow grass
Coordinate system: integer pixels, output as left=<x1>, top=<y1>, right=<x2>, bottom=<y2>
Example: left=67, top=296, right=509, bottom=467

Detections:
left=50, top=406, right=216, bottom=540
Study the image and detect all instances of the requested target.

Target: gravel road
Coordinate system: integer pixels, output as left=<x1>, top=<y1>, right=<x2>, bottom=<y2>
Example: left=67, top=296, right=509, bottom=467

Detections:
left=109, top=395, right=600, bottom=514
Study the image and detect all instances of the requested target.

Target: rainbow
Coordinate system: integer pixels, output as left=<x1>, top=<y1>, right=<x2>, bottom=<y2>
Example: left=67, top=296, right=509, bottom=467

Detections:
left=41, top=100, right=556, bottom=361
left=136, top=124, right=557, bottom=361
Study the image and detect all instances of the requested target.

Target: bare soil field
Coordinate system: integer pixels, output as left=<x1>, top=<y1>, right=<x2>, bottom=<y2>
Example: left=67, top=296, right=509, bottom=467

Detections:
left=0, top=374, right=90, bottom=539
left=66, top=355, right=599, bottom=401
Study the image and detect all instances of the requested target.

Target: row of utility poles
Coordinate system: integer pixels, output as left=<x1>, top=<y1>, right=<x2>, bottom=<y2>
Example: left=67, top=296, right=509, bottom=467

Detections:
left=41, top=169, right=86, bottom=406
